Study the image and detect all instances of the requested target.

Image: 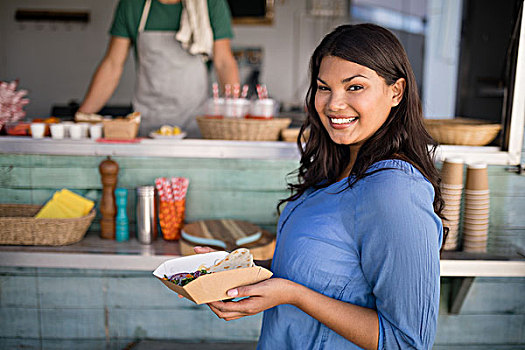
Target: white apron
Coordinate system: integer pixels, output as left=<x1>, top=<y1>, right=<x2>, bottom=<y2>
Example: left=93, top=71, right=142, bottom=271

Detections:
left=132, top=0, right=207, bottom=137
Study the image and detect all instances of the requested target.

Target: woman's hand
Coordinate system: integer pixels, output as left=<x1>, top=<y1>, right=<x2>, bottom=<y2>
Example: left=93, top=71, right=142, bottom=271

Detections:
left=193, top=246, right=217, bottom=254
left=207, top=278, right=297, bottom=321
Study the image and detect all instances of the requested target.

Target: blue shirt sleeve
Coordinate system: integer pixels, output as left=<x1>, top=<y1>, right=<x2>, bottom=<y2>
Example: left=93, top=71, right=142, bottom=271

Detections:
left=353, top=169, right=442, bottom=349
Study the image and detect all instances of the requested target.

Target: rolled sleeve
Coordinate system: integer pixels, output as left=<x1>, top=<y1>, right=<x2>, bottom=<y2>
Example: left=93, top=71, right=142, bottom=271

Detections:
left=355, top=171, right=441, bottom=349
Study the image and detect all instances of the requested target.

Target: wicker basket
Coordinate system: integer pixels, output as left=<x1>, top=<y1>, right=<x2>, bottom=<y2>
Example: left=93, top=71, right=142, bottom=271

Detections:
left=281, top=128, right=310, bottom=143
left=196, top=116, right=291, bottom=141
left=424, top=118, right=501, bottom=146
left=0, top=204, right=96, bottom=246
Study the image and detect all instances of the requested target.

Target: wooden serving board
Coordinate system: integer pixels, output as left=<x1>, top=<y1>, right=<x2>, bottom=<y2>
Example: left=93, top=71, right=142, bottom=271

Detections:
left=181, top=219, right=263, bottom=252
left=180, top=229, right=276, bottom=261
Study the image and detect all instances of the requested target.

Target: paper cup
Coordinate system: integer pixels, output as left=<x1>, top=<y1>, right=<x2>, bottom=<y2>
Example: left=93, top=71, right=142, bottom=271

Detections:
left=463, top=243, right=487, bottom=251
left=463, top=247, right=487, bottom=253
left=463, top=211, right=489, bottom=220
left=463, top=221, right=489, bottom=229
left=465, top=189, right=490, bottom=195
left=463, top=233, right=489, bottom=241
left=442, top=183, right=464, bottom=190
left=466, top=162, right=489, bottom=190
left=441, top=158, right=464, bottom=185
left=464, top=238, right=488, bottom=244
left=442, top=188, right=464, bottom=195
left=464, top=203, right=490, bottom=210
left=463, top=220, right=490, bottom=228
left=464, top=208, right=490, bottom=215
left=464, top=198, right=490, bottom=205
left=465, top=194, right=490, bottom=200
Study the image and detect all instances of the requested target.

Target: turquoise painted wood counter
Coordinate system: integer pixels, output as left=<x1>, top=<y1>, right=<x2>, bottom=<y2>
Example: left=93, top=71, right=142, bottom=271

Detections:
left=1, top=139, right=525, bottom=349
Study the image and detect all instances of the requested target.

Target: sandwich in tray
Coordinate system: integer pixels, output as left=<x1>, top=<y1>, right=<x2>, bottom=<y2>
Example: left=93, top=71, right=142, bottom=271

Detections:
left=153, top=248, right=272, bottom=304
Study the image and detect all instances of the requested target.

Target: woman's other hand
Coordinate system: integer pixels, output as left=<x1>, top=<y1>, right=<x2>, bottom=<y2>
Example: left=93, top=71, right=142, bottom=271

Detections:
left=207, top=278, right=297, bottom=321
left=193, top=246, right=217, bottom=254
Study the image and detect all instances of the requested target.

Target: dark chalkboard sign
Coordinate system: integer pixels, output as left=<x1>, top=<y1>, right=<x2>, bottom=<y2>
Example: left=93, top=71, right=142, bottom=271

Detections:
left=226, top=0, right=274, bottom=25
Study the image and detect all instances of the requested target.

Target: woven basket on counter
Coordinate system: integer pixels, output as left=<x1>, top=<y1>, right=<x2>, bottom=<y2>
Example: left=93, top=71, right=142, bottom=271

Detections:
left=0, top=204, right=96, bottom=246
left=424, top=118, right=501, bottom=146
left=196, top=116, right=292, bottom=141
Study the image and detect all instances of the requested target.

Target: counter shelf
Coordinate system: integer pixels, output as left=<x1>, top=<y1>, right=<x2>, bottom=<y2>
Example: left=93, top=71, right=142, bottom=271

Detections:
left=1, top=232, right=524, bottom=315
left=0, top=136, right=519, bottom=164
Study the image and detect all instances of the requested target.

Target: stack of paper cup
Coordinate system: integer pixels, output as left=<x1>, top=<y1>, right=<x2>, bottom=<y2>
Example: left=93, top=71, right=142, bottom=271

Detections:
left=463, top=162, right=490, bottom=252
left=440, top=158, right=464, bottom=251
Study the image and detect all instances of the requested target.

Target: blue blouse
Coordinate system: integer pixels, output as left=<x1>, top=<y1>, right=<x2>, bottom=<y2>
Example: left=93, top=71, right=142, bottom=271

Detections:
left=257, top=160, right=442, bottom=350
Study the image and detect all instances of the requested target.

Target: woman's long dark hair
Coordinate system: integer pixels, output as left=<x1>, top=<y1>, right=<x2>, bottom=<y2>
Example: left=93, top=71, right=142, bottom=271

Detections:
left=280, top=23, right=446, bottom=239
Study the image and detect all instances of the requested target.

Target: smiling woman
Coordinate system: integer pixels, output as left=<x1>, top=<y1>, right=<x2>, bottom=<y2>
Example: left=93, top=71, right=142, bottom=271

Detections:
left=204, top=24, right=445, bottom=350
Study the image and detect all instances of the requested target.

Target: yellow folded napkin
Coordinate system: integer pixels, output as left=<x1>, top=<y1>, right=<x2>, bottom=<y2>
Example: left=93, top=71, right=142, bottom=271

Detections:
left=36, top=189, right=94, bottom=219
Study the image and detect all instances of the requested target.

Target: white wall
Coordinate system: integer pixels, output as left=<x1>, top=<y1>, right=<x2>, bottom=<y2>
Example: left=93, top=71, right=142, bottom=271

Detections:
left=0, top=0, right=347, bottom=118
left=0, top=0, right=136, bottom=118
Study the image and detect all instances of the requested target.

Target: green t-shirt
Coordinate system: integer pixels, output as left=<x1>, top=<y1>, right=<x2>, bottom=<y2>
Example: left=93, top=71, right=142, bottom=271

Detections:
left=110, top=0, right=234, bottom=47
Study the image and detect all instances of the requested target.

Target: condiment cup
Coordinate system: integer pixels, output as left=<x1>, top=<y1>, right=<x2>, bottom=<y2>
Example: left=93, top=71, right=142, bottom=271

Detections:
left=61, top=122, right=75, bottom=138
left=89, top=123, right=103, bottom=140
left=50, top=123, right=65, bottom=139
left=30, top=123, right=46, bottom=139
left=69, top=124, right=82, bottom=140
left=78, top=123, right=90, bottom=138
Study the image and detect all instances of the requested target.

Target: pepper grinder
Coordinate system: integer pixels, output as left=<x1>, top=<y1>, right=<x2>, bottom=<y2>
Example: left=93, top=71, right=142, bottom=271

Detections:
left=99, top=157, right=119, bottom=239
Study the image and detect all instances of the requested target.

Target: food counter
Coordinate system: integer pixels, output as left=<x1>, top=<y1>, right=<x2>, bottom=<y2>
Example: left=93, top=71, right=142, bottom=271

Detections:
left=1, top=135, right=525, bottom=346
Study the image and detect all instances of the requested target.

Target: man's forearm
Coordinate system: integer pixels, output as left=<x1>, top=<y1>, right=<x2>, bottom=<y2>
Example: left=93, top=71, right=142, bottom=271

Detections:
left=214, top=57, right=239, bottom=88
left=79, top=59, right=124, bottom=114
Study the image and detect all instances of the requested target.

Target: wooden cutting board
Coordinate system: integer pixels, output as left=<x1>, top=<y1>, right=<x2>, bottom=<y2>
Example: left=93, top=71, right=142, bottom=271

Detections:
left=180, top=229, right=276, bottom=261
left=181, top=219, right=264, bottom=252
